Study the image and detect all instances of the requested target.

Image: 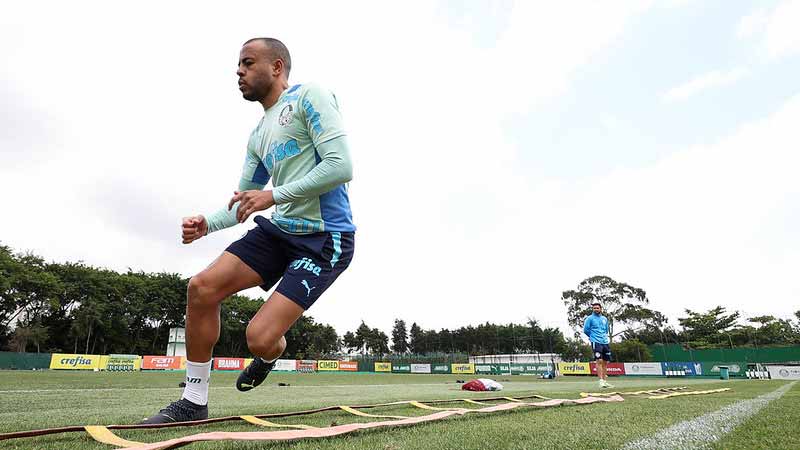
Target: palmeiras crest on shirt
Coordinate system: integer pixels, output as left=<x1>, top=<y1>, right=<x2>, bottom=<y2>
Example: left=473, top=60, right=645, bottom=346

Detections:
left=278, top=104, right=293, bottom=126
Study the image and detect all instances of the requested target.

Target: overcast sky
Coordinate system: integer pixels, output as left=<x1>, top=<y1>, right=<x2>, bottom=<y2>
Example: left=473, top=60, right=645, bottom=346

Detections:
left=2, top=0, right=798, bottom=339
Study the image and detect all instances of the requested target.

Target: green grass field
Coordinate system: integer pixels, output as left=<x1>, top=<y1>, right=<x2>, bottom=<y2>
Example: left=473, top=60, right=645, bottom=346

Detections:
left=0, top=371, right=797, bottom=449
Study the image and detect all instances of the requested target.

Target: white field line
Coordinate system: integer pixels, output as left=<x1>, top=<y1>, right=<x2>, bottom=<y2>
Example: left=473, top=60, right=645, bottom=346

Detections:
left=621, top=381, right=796, bottom=450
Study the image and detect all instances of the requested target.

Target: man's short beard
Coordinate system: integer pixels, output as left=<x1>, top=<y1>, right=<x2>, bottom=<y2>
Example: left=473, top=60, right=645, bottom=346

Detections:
left=242, top=83, right=269, bottom=102
left=243, top=91, right=263, bottom=102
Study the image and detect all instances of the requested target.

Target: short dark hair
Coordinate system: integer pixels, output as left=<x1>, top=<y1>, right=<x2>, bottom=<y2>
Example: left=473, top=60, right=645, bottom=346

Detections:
left=243, top=37, right=292, bottom=76
left=591, top=302, right=601, bottom=307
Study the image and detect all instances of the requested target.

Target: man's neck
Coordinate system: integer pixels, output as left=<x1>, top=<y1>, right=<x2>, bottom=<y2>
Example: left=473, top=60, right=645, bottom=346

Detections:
left=260, top=79, right=290, bottom=110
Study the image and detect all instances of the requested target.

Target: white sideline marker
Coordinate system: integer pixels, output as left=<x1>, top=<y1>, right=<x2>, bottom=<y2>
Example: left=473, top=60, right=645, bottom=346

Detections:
left=622, top=381, right=796, bottom=450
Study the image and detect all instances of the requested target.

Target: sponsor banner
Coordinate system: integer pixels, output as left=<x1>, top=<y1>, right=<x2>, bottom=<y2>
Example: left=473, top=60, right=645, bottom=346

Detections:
left=339, top=361, right=358, bottom=371
left=767, top=365, right=800, bottom=380
left=590, top=362, right=625, bottom=376
left=624, top=362, right=663, bottom=376
left=297, top=360, right=317, bottom=372
left=273, top=359, right=297, bottom=372
left=475, top=364, right=492, bottom=374
left=50, top=353, right=104, bottom=370
left=214, top=357, right=245, bottom=371
left=375, top=362, right=392, bottom=372
left=702, top=362, right=744, bottom=376
left=451, top=363, right=475, bottom=374
left=317, top=360, right=340, bottom=371
left=411, top=363, right=431, bottom=374
left=392, top=364, right=412, bottom=373
left=432, top=363, right=451, bottom=374
left=510, top=363, right=553, bottom=375
left=105, top=354, right=141, bottom=371
left=475, top=364, right=510, bottom=374
left=557, top=362, right=591, bottom=375
left=661, top=362, right=702, bottom=376
left=142, top=355, right=183, bottom=370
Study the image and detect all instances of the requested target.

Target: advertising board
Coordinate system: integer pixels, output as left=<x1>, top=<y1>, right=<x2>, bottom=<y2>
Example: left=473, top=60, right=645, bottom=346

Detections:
left=661, top=362, right=702, bottom=376
left=432, top=364, right=451, bottom=374
left=557, top=362, right=590, bottom=375
left=273, top=359, right=297, bottom=371
left=142, top=355, right=183, bottom=370
left=510, top=363, right=553, bottom=375
left=49, top=354, right=104, bottom=370
left=213, top=358, right=245, bottom=371
left=297, top=360, right=317, bottom=372
left=475, top=364, right=510, bottom=374
left=105, top=354, right=141, bottom=371
left=767, top=365, right=800, bottom=380
left=451, top=363, right=475, bottom=374
left=392, top=364, right=412, bottom=373
left=317, top=360, right=339, bottom=371
left=623, top=362, right=663, bottom=376
left=590, top=362, right=625, bottom=376
left=339, top=361, right=358, bottom=371
left=411, top=364, right=431, bottom=374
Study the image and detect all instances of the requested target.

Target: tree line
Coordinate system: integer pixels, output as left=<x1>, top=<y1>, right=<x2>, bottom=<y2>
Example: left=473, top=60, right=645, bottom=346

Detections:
left=561, top=275, right=800, bottom=358
left=3, top=244, right=799, bottom=362
left=1, top=244, right=574, bottom=359
left=341, top=319, right=575, bottom=359
left=0, top=244, right=339, bottom=358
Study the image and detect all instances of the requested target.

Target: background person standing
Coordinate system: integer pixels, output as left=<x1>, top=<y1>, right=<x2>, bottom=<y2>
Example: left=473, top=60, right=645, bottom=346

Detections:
left=584, top=302, right=613, bottom=388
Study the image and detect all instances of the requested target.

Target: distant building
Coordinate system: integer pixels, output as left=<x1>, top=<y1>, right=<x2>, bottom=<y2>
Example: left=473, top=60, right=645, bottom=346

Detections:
left=166, top=327, right=186, bottom=357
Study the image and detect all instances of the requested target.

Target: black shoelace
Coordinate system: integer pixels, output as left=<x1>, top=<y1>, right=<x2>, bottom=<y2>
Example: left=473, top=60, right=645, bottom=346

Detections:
left=159, top=399, right=201, bottom=420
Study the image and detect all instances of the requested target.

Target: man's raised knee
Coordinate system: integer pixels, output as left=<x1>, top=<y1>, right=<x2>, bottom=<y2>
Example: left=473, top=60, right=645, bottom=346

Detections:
left=246, top=323, right=282, bottom=357
left=246, top=323, right=265, bottom=353
left=187, top=274, right=222, bottom=308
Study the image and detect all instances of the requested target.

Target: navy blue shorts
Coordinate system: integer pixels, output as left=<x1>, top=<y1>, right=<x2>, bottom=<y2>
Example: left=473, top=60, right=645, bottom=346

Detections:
left=225, top=216, right=354, bottom=310
left=592, top=342, right=612, bottom=361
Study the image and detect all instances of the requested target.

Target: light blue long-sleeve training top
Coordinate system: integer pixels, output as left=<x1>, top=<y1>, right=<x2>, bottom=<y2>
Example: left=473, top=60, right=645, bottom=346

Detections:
left=583, top=313, right=610, bottom=345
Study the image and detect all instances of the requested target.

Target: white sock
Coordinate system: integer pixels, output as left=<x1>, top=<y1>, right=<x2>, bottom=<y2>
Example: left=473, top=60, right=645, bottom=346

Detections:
left=182, top=359, right=211, bottom=405
left=261, top=356, right=279, bottom=363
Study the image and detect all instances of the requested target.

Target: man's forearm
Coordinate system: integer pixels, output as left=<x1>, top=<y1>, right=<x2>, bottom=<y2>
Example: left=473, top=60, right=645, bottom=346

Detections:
left=205, top=179, right=265, bottom=234
left=272, top=136, right=352, bottom=204
left=205, top=205, right=239, bottom=233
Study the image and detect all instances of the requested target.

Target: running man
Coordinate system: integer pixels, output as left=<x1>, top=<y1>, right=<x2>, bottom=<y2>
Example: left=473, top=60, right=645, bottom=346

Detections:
left=584, top=302, right=613, bottom=388
left=143, top=37, right=355, bottom=423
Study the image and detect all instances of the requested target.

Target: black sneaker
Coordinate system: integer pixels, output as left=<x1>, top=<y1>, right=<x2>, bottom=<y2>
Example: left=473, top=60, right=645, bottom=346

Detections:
left=236, top=357, right=275, bottom=392
left=141, top=398, right=208, bottom=424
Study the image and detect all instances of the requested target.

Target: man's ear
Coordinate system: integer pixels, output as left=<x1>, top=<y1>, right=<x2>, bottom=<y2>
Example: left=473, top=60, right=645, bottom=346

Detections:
left=273, top=59, right=285, bottom=77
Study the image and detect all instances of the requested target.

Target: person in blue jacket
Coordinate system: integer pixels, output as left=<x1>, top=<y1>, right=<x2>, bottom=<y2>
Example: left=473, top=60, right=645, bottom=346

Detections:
left=584, top=302, right=613, bottom=388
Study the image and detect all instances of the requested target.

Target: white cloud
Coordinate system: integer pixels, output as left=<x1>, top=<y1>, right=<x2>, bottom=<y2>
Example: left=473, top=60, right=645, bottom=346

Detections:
left=764, top=0, right=800, bottom=59
left=579, top=92, right=800, bottom=322
left=662, top=68, right=749, bottom=103
left=738, top=0, right=800, bottom=59
left=469, top=91, right=800, bottom=334
left=737, top=8, right=769, bottom=40
left=491, top=1, right=652, bottom=112
left=1, top=1, right=797, bottom=341
left=0, top=0, right=658, bottom=337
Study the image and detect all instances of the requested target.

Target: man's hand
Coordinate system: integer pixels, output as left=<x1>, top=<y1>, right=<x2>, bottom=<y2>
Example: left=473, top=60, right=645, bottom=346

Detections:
left=228, top=190, right=275, bottom=223
left=182, top=215, right=208, bottom=244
